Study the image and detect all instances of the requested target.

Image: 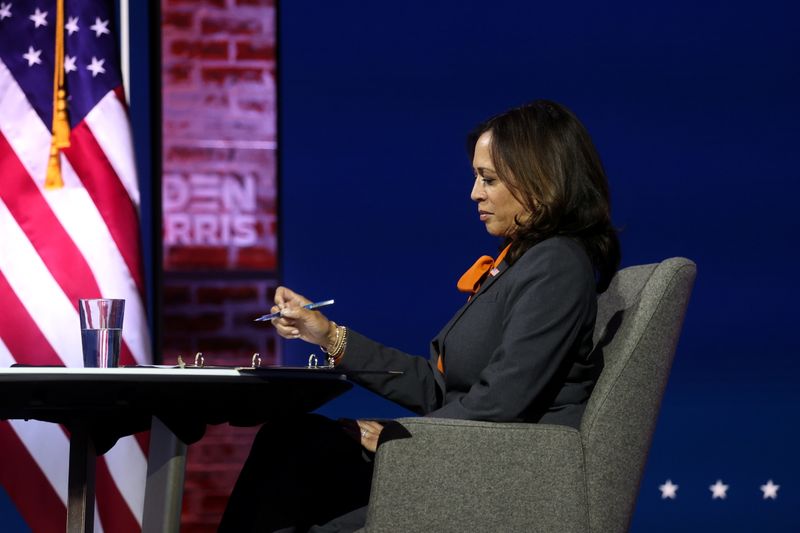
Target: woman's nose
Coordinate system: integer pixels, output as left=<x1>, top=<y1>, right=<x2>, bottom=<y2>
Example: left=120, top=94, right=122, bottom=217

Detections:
left=470, top=178, right=485, bottom=202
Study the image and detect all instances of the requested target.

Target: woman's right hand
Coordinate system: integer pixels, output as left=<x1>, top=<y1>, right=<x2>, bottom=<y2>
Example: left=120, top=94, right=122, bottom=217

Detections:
left=270, top=286, right=337, bottom=348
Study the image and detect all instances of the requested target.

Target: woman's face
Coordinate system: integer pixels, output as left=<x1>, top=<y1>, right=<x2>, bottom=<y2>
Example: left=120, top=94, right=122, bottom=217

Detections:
left=471, top=130, right=530, bottom=238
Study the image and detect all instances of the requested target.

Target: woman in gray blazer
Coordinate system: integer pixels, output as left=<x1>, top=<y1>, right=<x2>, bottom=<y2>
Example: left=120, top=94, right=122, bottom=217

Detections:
left=220, top=100, right=621, bottom=532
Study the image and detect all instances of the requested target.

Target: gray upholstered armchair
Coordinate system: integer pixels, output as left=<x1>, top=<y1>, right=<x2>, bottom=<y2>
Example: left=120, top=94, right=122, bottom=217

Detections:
left=359, top=258, right=696, bottom=533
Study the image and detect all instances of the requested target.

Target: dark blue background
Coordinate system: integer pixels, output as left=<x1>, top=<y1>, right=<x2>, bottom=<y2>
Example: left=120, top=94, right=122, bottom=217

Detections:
left=3, top=0, right=798, bottom=530
left=277, top=1, right=800, bottom=531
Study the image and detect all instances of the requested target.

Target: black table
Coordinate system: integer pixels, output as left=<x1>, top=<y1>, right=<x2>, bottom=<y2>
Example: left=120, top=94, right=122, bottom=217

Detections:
left=0, top=367, right=356, bottom=533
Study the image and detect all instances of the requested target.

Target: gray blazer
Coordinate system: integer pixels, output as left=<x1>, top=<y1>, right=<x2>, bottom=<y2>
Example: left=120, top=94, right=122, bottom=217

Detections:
left=339, top=236, right=600, bottom=428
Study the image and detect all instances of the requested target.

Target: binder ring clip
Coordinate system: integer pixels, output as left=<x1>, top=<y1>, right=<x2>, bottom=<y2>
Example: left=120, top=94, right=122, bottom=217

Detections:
left=194, top=352, right=205, bottom=368
left=307, top=354, right=318, bottom=368
left=251, top=353, right=262, bottom=368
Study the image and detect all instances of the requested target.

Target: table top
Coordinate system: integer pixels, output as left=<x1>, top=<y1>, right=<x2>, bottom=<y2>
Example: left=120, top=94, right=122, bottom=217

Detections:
left=0, top=366, right=366, bottom=452
left=0, top=365, right=353, bottom=382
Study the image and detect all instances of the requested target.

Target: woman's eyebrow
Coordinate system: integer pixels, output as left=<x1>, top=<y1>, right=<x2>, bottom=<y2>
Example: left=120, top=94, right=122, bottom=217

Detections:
left=474, top=166, right=497, bottom=175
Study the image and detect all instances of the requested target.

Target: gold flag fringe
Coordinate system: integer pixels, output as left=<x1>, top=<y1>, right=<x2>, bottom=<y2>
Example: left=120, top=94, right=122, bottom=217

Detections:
left=45, top=0, right=70, bottom=190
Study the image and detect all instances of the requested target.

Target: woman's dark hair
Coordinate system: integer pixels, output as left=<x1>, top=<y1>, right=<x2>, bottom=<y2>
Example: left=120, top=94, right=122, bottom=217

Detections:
left=468, top=99, right=621, bottom=293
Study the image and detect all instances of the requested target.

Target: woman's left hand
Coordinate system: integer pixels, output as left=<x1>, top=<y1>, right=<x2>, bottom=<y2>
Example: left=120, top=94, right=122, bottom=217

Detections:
left=356, top=420, right=384, bottom=453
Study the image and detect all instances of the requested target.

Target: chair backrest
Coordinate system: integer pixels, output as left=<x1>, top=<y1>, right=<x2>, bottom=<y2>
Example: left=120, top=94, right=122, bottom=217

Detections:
left=579, top=258, right=696, bottom=533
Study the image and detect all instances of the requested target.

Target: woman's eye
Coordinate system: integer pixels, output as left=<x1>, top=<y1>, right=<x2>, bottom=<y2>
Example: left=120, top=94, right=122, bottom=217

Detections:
left=473, top=173, right=496, bottom=185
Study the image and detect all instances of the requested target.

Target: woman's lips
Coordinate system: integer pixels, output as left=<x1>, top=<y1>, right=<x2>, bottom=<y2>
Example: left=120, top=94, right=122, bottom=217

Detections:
left=479, top=210, right=492, bottom=221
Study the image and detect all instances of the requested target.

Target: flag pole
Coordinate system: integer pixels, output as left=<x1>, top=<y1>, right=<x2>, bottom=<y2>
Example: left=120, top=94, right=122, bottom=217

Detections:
left=120, top=0, right=130, bottom=104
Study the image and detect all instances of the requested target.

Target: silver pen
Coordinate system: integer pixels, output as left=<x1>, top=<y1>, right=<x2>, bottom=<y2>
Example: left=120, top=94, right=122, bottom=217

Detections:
left=254, top=299, right=335, bottom=322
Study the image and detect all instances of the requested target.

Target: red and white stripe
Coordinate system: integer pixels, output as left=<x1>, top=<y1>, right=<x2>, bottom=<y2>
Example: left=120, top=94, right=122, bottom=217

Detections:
left=0, top=56, right=151, bottom=532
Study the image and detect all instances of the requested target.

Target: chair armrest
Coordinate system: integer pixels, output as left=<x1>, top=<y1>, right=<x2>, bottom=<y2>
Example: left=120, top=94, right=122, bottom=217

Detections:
left=364, top=417, right=589, bottom=533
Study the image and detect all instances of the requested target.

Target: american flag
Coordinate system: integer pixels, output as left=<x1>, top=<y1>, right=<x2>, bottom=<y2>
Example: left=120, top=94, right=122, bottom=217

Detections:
left=0, top=1, right=151, bottom=531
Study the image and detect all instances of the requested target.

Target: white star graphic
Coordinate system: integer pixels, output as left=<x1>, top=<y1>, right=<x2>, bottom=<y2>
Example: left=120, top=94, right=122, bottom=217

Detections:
left=64, top=55, right=77, bottom=74
left=22, top=46, right=42, bottom=67
left=86, top=56, right=106, bottom=77
left=65, top=16, right=79, bottom=35
left=89, top=16, right=109, bottom=37
left=0, top=3, right=12, bottom=21
left=659, top=479, right=678, bottom=499
left=709, top=479, right=729, bottom=499
left=29, top=7, right=47, bottom=27
left=761, top=480, right=779, bottom=500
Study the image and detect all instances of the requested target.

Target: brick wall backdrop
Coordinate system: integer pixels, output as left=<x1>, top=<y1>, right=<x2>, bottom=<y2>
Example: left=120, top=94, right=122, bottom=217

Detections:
left=161, top=0, right=278, bottom=530
left=162, top=278, right=278, bottom=531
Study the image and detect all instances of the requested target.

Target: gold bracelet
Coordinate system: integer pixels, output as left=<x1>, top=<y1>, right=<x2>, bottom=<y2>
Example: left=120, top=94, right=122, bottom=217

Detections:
left=332, top=326, right=347, bottom=363
left=320, top=322, right=347, bottom=363
left=320, top=322, right=342, bottom=355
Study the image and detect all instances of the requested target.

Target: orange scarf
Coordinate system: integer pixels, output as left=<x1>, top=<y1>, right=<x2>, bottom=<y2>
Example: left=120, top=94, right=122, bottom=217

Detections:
left=438, top=244, right=512, bottom=373
left=456, top=244, right=512, bottom=295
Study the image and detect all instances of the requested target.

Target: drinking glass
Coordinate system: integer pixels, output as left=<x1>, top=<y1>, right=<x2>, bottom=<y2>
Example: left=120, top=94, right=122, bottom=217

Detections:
left=78, top=299, right=125, bottom=368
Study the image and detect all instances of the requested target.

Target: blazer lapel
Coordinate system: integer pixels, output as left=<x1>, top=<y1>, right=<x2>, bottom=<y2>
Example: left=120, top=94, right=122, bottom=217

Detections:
left=431, top=259, right=513, bottom=362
